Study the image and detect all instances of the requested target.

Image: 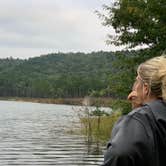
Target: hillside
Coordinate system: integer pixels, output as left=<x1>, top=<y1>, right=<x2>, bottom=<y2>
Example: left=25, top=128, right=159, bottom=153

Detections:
left=0, top=51, right=117, bottom=98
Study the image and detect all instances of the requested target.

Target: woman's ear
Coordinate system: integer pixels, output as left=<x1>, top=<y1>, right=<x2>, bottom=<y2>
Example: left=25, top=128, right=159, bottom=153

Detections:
left=143, top=83, right=150, bottom=96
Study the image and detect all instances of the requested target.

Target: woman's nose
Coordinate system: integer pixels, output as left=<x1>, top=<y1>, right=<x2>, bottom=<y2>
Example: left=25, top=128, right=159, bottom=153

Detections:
left=127, top=91, right=137, bottom=101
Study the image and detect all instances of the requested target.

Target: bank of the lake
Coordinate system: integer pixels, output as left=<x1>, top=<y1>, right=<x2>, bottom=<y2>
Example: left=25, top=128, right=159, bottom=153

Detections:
left=0, top=97, right=115, bottom=107
left=0, top=97, right=131, bottom=144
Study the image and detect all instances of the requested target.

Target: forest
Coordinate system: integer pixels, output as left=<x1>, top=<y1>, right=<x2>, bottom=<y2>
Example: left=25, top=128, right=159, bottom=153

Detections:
left=0, top=51, right=116, bottom=98
left=0, top=51, right=146, bottom=100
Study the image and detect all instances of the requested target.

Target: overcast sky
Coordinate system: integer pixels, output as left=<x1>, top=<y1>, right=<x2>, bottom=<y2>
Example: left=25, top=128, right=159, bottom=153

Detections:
left=0, top=0, right=119, bottom=59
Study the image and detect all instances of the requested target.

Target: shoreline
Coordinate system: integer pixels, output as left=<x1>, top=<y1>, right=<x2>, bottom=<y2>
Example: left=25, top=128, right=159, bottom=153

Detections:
left=0, top=97, right=114, bottom=107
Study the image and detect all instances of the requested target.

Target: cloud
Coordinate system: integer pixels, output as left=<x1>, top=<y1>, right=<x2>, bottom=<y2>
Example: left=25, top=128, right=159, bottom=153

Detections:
left=0, top=0, right=117, bottom=59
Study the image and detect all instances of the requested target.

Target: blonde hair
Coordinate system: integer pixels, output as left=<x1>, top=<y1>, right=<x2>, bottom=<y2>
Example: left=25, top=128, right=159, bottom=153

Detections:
left=137, top=55, right=166, bottom=101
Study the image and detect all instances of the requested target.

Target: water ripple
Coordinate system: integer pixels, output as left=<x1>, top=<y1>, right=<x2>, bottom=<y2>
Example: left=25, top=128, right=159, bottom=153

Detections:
left=0, top=101, right=105, bottom=165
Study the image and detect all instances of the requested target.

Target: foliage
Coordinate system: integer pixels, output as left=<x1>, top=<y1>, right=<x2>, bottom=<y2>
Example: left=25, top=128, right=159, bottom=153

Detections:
left=0, top=51, right=116, bottom=98
left=0, top=50, right=153, bottom=100
left=101, top=49, right=158, bottom=99
left=111, top=99, right=131, bottom=115
left=99, top=0, right=166, bottom=53
left=79, top=106, right=122, bottom=143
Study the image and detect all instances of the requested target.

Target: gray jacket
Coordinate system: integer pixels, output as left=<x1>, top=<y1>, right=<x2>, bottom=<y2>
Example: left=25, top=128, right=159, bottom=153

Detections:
left=102, top=100, right=166, bottom=166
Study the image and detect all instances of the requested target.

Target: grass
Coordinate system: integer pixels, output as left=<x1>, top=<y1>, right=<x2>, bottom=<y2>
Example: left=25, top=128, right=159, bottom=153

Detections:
left=80, top=110, right=122, bottom=144
left=77, top=99, right=131, bottom=144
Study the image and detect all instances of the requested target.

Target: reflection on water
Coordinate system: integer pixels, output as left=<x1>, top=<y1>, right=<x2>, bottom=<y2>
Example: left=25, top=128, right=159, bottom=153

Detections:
left=0, top=100, right=105, bottom=165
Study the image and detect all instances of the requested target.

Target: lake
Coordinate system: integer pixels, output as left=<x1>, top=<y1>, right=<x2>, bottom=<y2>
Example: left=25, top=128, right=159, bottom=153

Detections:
left=0, top=100, right=107, bottom=165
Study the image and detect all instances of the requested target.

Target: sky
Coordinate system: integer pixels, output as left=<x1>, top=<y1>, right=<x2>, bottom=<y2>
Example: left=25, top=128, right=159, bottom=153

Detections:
left=0, top=0, right=118, bottom=59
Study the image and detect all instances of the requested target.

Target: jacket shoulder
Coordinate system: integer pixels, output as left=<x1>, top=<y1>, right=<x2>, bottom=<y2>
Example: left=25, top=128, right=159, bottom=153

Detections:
left=128, top=105, right=150, bottom=117
left=103, top=106, right=155, bottom=166
left=110, top=106, right=152, bottom=153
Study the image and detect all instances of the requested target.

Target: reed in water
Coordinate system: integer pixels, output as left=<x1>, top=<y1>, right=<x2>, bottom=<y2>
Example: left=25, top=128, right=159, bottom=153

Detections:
left=77, top=97, right=123, bottom=143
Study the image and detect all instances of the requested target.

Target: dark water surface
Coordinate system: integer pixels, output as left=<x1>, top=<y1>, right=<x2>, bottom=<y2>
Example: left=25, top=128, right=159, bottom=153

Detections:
left=0, top=100, right=106, bottom=165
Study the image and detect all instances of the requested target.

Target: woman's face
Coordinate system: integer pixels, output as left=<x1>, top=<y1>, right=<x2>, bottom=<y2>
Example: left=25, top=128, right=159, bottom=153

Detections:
left=128, top=75, right=145, bottom=109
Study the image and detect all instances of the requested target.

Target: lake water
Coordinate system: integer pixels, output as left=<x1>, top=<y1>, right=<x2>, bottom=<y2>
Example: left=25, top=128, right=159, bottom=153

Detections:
left=0, top=100, right=107, bottom=165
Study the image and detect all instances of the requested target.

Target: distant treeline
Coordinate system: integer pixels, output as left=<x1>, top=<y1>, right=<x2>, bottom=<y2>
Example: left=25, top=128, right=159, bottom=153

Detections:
left=0, top=50, right=152, bottom=99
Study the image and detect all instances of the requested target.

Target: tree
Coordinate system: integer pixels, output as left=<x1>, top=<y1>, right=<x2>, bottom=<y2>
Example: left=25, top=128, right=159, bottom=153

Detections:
left=99, top=0, right=166, bottom=53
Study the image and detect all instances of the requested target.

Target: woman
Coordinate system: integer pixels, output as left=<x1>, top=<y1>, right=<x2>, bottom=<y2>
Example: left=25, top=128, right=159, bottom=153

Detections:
left=102, top=55, right=166, bottom=166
